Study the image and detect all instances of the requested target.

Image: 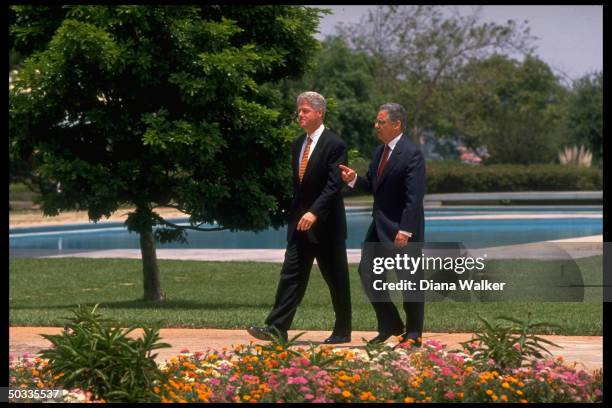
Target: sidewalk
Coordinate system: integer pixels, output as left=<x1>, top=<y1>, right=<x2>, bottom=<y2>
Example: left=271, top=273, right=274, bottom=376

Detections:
left=9, top=327, right=602, bottom=373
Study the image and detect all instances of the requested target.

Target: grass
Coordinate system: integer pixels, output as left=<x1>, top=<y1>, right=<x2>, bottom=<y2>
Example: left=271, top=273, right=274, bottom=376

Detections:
left=9, top=257, right=602, bottom=335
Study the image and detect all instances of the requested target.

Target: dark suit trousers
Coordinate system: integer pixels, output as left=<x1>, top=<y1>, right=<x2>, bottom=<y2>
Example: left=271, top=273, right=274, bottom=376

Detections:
left=265, top=234, right=351, bottom=334
left=359, top=226, right=424, bottom=338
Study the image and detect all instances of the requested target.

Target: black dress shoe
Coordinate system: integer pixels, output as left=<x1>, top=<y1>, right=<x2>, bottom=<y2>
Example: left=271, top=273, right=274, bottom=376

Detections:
left=247, top=325, right=288, bottom=342
left=368, top=329, right=404, bottom=345
left=323, top=334, right=351, bottom=344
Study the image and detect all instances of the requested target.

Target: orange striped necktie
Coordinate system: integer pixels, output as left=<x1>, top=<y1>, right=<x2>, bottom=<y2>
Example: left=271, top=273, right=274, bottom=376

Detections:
left=299, top=136, right=313, bottom=182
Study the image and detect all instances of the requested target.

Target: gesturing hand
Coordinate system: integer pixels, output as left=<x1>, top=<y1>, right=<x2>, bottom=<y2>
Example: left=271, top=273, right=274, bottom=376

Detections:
left=339, top=164, right=356, bottom=183
left=297, top=211, right=317, bottom=231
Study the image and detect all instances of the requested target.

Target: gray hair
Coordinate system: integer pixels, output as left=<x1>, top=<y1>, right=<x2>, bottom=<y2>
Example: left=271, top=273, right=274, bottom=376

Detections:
left=297, top=91, right=326, bottom=114
left=379, top=102, right=407, bottom=132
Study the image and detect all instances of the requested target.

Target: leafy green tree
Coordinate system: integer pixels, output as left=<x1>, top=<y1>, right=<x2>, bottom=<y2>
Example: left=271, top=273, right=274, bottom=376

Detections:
left=446, top=55, right=569, bottom=164
left=564, top=72, right=603, bottom=162
left=9, top=5, right=324, bottom=301
left=337, top=5, right=535, bottom=144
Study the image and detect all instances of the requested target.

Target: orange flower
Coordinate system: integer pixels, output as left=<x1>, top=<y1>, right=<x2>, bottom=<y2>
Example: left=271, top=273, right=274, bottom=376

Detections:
left=360, top=392, right=372, bottom=401
left=342, top=390, right=352, bottom=398
left=404, top=396, right=415, bottom=403
left=501, top=395, right=508, bottom=402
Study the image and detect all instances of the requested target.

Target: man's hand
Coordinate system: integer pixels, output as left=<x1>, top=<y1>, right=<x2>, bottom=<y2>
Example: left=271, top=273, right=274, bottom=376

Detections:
left=394, top=231, right=410, bottom=247
left=339, top=164, right=356, bottom=183
left=297, top=211, right=317, bottom=231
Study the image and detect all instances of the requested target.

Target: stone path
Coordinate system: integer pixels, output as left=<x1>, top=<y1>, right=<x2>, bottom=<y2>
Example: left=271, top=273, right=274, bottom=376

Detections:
left=9, top=327, right=602, bottom=373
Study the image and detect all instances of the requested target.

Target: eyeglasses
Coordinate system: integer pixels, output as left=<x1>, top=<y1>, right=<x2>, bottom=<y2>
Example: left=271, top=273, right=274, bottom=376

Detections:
left=375, top=119, right=398, bottom=126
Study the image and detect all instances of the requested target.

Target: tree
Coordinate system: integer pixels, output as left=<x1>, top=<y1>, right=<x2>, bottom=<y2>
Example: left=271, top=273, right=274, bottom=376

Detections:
left=9, top=5, right=324, bottom=301
left=337, top=5, right=535, bottom=144
left=446, top=55, right=569, bottom=164
left=564, top=72, right=603, bottom=162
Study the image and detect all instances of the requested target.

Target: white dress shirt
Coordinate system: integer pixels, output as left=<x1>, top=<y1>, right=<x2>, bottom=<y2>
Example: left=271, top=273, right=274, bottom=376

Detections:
left=299, top=124, right=325, bottom=165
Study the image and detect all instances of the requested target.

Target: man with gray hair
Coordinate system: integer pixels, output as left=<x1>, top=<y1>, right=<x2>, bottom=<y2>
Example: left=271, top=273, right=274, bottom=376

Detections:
left=248, top=91, right=352, bottom=344
left=340, top=102, right=426, bottom=347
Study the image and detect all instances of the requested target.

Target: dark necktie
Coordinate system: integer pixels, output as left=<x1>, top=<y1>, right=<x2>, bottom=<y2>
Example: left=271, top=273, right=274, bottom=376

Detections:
left=377, top=144, right=390, bottom=178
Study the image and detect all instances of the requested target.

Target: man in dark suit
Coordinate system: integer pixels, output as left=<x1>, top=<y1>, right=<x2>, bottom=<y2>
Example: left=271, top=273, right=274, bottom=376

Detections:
left=247, top=92, right=352, bottom=344
left=340, top=102, right=425, bottom=347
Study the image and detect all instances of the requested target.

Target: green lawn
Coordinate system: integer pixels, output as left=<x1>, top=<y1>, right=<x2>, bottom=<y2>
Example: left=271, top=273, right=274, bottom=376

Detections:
left=9, top=258, right=602, bottom=335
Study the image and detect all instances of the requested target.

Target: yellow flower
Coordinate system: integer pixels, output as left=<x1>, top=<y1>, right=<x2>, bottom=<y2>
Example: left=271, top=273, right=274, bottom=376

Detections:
left=502, top=382, right=510, bottom=389
left=486, top=390, right=493, bottom=395
left=404, top=396, right=415, bottom=403
left=516, top=390, right=524, bottom=396
left=491, top=395, right=498, bottom=401
left=243, top=395, right=251, bottom=401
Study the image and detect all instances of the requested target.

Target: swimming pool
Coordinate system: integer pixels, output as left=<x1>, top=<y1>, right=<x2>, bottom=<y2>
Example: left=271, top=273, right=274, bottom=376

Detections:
left=9, top=206, right=602, bottom=252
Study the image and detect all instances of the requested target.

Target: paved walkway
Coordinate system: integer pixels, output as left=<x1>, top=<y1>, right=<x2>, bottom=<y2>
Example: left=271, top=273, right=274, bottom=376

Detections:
left=9, top=327, right=602, bottom=373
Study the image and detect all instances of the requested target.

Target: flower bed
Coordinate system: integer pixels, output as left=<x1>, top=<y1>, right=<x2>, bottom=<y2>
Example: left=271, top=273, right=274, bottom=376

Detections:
left=9, top=339, right=602, bottom=403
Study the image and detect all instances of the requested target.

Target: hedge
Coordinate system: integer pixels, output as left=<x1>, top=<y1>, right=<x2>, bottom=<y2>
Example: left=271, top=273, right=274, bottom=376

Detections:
left=425, top=162, right=602, bottom=193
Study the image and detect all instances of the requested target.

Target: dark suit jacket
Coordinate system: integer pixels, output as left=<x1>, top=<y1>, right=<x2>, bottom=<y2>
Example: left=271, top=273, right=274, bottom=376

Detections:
left=287, top=128, right=348, bottom=244
left=355, top=134, right=425, bottom=243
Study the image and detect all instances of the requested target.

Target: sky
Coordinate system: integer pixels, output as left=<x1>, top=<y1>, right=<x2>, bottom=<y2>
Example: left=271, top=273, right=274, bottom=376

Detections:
left=313, top=5, right=603, bottom=81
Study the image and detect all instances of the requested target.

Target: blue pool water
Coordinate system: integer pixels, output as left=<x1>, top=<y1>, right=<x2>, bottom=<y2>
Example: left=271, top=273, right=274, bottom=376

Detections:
left=9, top=207, right=602, bottom=250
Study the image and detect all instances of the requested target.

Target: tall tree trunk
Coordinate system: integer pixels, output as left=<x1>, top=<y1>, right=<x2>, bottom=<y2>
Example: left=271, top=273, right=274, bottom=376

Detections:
left=139, top=228, right=164, bottom=302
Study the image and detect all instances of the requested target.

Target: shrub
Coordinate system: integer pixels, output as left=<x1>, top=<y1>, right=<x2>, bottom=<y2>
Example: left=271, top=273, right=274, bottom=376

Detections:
left=38, top=304, right=170, bottom=402
left=426, top=162, right=602, bottom=193
left=460, top=314, right=561, bottom=370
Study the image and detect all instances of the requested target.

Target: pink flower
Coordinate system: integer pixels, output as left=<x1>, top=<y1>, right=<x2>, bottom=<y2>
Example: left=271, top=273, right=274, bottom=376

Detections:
left=513, top=342, right=522, bottom=352
left=180, top=348, right=189, bottom=353
left=445, top=391, right=455, bottom=400
left=288, top=376, right=308, bottom=385
left=304, top=394, right=315, bottom=400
